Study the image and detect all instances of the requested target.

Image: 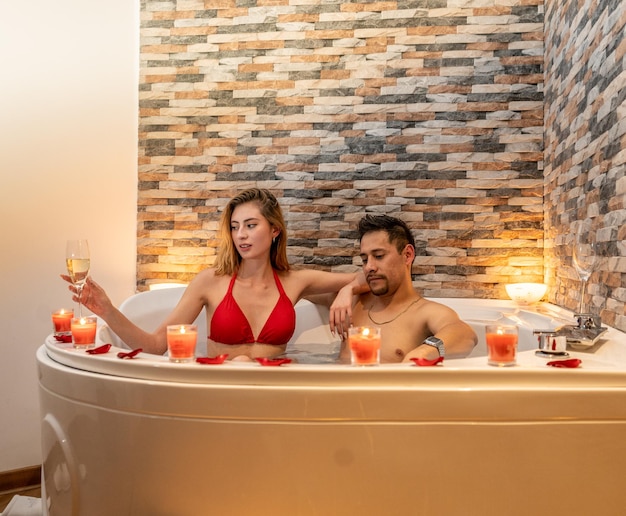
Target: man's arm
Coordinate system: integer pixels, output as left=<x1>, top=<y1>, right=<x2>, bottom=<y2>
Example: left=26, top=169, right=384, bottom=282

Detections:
left=404, top=302, right=477, bottom=361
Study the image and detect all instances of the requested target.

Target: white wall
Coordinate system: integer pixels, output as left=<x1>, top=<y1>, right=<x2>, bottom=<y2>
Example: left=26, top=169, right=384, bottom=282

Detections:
left=0, top=0, right=138, bottom=471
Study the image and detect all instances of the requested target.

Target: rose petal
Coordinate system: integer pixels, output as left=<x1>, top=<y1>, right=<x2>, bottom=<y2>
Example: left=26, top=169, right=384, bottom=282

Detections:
left=410, top=356, right=444, bottom=367
left=255, top=357, right=292, bottom=366
left=547, top=358, right=582, bottom=368
left=86, top=343, right=112, bottom=355
left=196, top=354, right=229, bottom=365
left=117, top=348, right=142, bottom=359
left=54, top=334, right=73, bottom=343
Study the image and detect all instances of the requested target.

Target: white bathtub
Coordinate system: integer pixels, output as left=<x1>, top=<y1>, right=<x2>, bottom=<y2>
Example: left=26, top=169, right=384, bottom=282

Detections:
left=37, top=296, right=626, bottom=515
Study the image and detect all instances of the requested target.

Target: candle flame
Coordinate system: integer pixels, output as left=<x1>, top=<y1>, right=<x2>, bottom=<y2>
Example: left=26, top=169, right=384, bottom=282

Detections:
left=180, top=326, right=186, bottom=334
left=80, top=317, right=87, bottom=325
left=362, top=328, right=370, bottom=336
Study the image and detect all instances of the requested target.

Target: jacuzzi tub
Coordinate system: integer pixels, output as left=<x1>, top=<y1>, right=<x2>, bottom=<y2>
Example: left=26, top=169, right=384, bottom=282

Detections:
left=37, top=298, right=626, bottom=515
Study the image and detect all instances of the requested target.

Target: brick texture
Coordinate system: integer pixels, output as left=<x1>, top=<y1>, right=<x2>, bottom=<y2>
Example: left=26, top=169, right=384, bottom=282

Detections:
left=139, top=0, right=545, bottom=301
left=544, top=0, right=626, bottom=330
left=138, top=0, right=626, bottom=333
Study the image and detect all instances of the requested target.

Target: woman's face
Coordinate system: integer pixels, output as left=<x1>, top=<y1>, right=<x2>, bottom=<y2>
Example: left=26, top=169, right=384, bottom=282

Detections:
left=230, top=202, right=277, bottom=259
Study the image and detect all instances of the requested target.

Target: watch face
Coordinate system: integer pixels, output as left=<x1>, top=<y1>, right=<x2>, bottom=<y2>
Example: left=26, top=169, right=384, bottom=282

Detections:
left=424, top=337, right=444, bottom=356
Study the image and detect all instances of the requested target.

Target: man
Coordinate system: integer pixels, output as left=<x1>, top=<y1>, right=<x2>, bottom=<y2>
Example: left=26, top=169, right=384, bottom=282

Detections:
left=340, top=214, right=477, bottom=363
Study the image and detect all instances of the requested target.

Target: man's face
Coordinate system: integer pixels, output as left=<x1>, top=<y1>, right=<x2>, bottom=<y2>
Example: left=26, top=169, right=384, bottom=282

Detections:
left=359, top=230, right=408, bottom=296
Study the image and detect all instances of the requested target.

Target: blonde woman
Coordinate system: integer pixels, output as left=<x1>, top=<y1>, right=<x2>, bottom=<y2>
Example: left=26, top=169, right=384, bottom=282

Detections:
left=64, top=188, right=366, bottom=360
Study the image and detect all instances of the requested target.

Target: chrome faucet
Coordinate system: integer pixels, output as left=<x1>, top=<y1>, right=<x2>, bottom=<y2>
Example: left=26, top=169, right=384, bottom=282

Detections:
left=555, top=312, right=607, bottom=348
left=534, top=312, right=607, bottom=355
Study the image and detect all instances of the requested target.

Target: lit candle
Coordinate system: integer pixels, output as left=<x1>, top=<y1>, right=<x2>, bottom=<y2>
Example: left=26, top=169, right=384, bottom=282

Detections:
left=348, top=326, right=382, bottom=366
left=52, top=309, right=74, bottom=334
left=167, top=324, right=198, bottom=362
left=71, top=316, right=97, bottom=349
left=485, top=324, right=518, bottom=366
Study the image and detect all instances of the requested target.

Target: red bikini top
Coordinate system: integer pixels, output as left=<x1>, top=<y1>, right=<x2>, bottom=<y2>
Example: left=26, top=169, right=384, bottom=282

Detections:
left=209, top=270, right=296, bottom=346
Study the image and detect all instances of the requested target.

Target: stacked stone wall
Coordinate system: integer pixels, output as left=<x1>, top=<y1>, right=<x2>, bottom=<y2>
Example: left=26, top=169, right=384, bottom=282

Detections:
left=139, top=0, right=545, bottom=301
left=544, top=0, right=626, bottom=329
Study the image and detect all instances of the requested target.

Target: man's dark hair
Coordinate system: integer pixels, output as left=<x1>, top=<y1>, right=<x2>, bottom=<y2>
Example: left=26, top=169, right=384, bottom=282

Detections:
left=357, top=214, right=416, bottom=254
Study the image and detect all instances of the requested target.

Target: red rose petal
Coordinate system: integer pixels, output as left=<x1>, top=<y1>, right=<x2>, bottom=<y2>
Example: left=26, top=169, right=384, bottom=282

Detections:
left=117, top=348, right=143, bottom=359
left=410, top=356, right=444, bottom=367
left=86, top=343, right=112, bottom=355
left=196, top=354, right=229, bottom=365
left=547, top=358, right=582, bottom=368
left=255, top=357, right=292, bottom=366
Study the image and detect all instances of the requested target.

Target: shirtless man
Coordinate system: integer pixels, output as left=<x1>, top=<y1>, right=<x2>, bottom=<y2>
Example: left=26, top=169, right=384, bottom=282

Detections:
left=339, top=214, right=477, bottom=363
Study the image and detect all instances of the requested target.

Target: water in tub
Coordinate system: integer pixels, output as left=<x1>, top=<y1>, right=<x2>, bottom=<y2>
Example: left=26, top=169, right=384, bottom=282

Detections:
left=283, top=298, right=567, bottom=363
left=438, top=300, right=565, bottom=358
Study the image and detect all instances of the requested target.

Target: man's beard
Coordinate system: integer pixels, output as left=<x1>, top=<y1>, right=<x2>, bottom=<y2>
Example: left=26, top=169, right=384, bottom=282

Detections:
left=367, top=276, right=389, bottom=296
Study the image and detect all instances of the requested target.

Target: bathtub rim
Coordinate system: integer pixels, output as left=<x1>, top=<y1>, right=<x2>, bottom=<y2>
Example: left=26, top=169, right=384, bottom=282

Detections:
left=40, top=341, right=626, bottom=390
left=40, top=298, right=626, bottom=388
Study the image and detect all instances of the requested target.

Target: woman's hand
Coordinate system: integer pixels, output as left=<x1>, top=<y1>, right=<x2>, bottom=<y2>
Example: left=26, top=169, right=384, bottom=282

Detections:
left=60, top=275, right=113, bottom=318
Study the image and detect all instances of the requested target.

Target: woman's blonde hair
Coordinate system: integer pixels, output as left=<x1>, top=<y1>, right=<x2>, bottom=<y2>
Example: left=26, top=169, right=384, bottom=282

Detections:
left=214, top=188, right=290, bottom=275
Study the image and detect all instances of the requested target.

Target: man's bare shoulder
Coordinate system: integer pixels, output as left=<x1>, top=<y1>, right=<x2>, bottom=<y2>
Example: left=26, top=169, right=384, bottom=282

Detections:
left=417, top=297, right=464, bottom=321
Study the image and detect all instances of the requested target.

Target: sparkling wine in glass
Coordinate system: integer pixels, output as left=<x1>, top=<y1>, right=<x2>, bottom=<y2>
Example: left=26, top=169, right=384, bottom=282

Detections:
left=66, top=239, right=91, bottom=317
left=572, top=219, right=597, bottom=314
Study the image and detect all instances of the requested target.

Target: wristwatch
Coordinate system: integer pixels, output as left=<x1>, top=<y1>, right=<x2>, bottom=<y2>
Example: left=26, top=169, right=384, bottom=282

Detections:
left=422, top=336, right=445, bottom=357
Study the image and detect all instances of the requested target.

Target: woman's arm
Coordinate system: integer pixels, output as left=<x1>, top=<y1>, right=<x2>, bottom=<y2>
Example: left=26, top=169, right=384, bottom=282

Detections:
left=62, top=272, right=210, bottom=355
left=294, top=269, right=369, bottom=336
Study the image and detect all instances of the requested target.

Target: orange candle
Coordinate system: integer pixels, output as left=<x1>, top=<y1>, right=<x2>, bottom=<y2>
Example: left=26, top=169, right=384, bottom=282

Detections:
left=71, top=316, right=97, bottom=348
left=348, top=326, right=381, bottom=366
left=486, top=324, right=518, bottom=366
left=167, top=324, right=197, bottom=362
left=52, top=309, right=74, bottom=334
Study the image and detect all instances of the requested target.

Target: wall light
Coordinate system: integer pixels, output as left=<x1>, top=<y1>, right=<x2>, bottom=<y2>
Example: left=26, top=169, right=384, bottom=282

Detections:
left=505, top=283, right=547, bottom=305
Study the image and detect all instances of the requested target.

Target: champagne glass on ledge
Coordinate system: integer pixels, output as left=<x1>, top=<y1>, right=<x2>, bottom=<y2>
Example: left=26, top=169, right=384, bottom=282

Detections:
left=572, top=218, right=597, bottom=315
left=66, top=239, right=90, bottom=317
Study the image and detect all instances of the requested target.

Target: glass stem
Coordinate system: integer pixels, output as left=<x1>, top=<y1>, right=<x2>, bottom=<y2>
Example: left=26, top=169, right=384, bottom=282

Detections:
left=77, top=285, right=83, bottom=318
left=578, top=279, right=587, bottom=314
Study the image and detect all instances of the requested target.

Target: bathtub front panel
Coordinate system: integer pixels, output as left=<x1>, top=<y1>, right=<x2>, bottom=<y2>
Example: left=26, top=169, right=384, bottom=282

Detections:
left=38, top=346, right=626, bottom=516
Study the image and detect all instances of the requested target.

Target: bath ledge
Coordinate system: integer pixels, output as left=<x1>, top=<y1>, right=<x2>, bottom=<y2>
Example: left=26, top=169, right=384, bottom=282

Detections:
left=42, top=298, right=626, bottom=387
left=42, top=331, right=626, bottom=389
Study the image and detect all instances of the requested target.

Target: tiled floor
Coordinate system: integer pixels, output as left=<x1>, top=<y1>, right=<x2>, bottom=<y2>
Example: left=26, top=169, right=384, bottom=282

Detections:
left=0, top=486, right=41, bottom=512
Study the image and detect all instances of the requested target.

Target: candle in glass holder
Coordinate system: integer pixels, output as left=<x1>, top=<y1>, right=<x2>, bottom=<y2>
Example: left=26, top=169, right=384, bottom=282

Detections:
left=485, top=324, right=518, bottom=366
left=348, top=326, right=381, bottom=366
left=167, top=324, right=198, bottom=362
left=71, top=316, right=97, bottom=349
left=52, top=309, right=74, bottom=336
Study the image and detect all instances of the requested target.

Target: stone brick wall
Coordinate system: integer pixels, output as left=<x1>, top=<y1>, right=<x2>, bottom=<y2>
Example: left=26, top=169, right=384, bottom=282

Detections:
left=544, top=0, right=626, bottom=330
left=138, top=0, right=545, bottom=301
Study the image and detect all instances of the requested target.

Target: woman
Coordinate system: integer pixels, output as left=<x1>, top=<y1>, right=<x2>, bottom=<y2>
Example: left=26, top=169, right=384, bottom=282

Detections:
left=64, top=188, right=367, bottom=360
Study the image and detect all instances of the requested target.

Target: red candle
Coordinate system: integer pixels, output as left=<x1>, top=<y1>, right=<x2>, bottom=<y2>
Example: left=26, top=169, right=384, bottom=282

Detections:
left=167, top=324, right=197, bottom=362
left=52, top=309, right=74, bottom=333
left=486, top=325, right=518, bottom=366
left=348, top=327, right=381, bottom=366
left=71, top=317, right=97, bottom=348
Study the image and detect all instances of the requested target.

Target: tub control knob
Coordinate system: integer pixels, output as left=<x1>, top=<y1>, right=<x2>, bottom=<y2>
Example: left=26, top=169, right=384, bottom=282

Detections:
left=533, top=330, right=568, bottom=358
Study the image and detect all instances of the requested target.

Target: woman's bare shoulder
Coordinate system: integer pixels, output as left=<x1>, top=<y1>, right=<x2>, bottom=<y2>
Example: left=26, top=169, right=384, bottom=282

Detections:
left=188, top=268, right=228, bottom=289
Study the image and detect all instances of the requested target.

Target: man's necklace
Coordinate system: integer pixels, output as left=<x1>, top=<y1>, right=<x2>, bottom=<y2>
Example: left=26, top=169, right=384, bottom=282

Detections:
left=367, top=298, right=420, bottom=325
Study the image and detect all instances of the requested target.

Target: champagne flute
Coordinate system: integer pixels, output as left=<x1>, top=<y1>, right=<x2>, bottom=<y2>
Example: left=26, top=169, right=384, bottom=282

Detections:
left=572, top=219, right=597, bottom=314
left=66, top=239, right=91, bottom=317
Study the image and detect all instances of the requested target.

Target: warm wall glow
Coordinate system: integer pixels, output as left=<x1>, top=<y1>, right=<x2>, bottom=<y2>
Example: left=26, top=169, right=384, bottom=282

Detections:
left=148, top=282, right=188, bottom=291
